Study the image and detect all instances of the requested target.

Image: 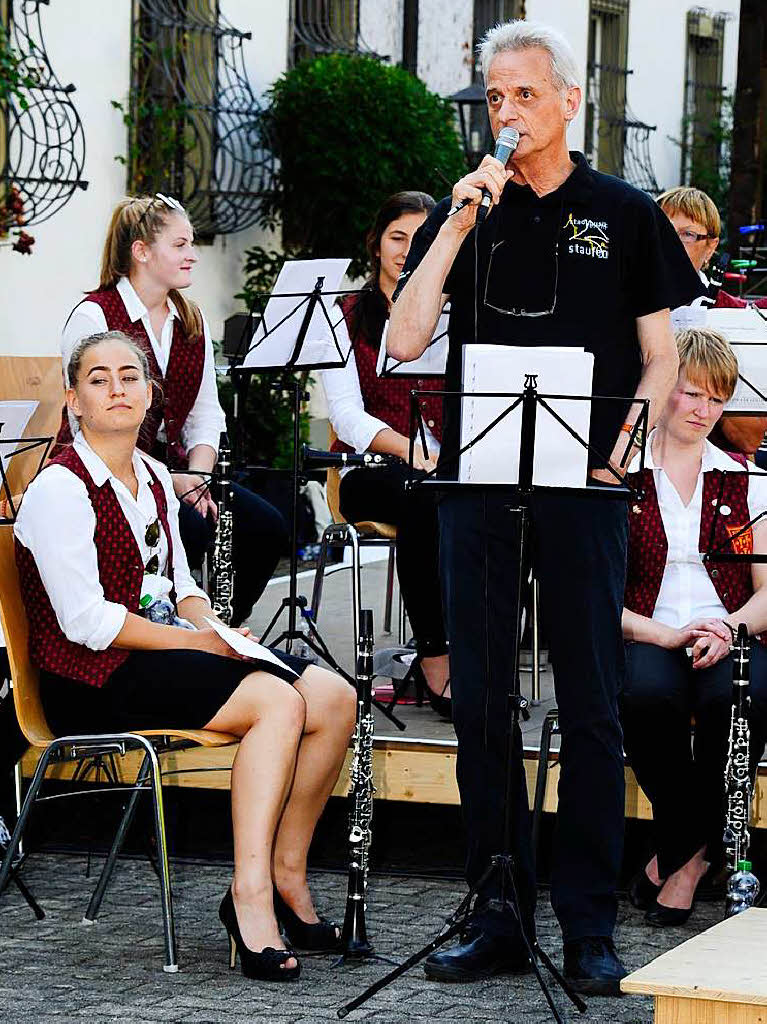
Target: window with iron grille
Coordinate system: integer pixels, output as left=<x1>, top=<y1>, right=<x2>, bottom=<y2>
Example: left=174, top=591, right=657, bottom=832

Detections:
left=467, top=1, right=525, bottom=165
left=1, top=0, right=88, bottom=248
left=682, top=9, right=726, bottom=186
left=289, top=0, right=377, bottom=65
left=584, top=0, right=659, bottom=192
left=125, top=0, right=274, bottom=241
left=585, top=0, right=629, bottom=177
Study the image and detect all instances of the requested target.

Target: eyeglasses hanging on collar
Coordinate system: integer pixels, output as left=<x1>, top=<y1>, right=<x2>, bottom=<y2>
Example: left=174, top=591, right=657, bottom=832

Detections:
left=482, top=199, right=564, bottom=318
left=144, top=517, right=160, bottom=575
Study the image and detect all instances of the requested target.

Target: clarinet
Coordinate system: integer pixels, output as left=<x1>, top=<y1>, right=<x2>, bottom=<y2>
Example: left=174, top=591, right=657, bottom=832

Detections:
left=339, top=607, right=376, bottom=959
left=301, top=445, right=399, bottom=472
left=723, top=623, right=760, bottom=916
left=209, top=433, right=235, bottom=626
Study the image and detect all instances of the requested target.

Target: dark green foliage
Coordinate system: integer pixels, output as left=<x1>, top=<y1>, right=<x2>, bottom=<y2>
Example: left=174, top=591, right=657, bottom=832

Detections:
left=258, top=54, right=466, bottom=277
left=217, top=372, right=310, bottom=471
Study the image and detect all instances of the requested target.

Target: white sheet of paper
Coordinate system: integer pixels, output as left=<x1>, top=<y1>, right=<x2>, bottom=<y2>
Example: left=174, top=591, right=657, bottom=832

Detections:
left=204, top=617, right=299, bottom=678
left=707, top=306, right=767, bottom=342
left=243, top=259, right=352, bottom=368
left=377, top=306, right=450, bottom=376
left=459, top=346, right=594, bottom=488
left=0, top=401, right=39, bottom=472
left=670, top=304, right=708, bottom=330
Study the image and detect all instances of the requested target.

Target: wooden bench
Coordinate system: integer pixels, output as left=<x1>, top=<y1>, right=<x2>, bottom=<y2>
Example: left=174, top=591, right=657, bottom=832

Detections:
left=621, top=907, right=767, bottom=1023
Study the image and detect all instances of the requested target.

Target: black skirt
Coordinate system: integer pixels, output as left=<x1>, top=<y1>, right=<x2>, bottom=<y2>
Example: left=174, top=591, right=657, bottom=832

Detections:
left=40, top=647, right=309, bottom=736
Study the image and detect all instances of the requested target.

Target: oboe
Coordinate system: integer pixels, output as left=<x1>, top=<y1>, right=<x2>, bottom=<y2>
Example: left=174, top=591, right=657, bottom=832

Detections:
left=301, top=445, right=399, bottom=472
left=723, top=623, right=761, bottom=916
left=339, top=607, right=376, bottom=959
left=209, top=433, right=235, bottom=626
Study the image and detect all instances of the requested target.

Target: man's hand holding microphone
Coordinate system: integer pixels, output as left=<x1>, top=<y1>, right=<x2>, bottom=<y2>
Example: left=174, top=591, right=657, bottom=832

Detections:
left=446, top=127, right=520, bottom=232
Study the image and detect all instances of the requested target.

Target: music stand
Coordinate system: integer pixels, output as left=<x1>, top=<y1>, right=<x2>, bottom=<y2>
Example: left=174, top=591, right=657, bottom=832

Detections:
left=339, top=378, right=647, bottom=1023
left=0, top=434, right=51, bottom=920
left=227, top=261, right=404, bottom=729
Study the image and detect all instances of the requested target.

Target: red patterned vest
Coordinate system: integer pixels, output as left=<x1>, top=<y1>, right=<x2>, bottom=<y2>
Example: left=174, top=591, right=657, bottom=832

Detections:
left=15, top=445, right=175, bottom=687
left=53, top=285, right=205, bottom=468
left=331, top=293, right=444, bottom=455
left=625, top=466, right=766, bottom=644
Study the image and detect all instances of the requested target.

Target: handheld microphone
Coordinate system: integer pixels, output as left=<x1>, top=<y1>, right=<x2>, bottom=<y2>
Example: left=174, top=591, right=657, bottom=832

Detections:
left=447, top=126, right=520, bottom=222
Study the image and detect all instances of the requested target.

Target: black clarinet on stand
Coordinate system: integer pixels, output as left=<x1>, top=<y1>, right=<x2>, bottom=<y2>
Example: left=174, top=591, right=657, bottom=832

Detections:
left=723, top=623, right=761, bottom=917
left=339, top=608, right=376, bottom=960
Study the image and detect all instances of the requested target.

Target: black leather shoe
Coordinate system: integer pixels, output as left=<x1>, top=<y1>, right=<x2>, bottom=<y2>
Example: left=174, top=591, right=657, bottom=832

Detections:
left=424, top=927, right=532, bottom=983
left=628, top=867, right=663, bottom=911
left=563, top=936, right=627, bottom=996
left=645, top=901, right=693, bottom=927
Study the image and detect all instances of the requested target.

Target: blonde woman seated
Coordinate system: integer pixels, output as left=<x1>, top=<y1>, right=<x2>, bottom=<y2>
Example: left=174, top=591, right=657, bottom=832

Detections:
left=13, top=331, right=355, bottom=980
left=622, top=327, right=767, bottom=926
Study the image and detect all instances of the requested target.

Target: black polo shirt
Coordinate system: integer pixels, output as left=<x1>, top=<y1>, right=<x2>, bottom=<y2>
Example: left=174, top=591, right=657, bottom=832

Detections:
left=397, top=152, right=704, bottom=469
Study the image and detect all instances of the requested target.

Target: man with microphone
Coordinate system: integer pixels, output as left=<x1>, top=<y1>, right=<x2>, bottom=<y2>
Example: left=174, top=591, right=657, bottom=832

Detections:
left=389, top=20, right=703, bottom=994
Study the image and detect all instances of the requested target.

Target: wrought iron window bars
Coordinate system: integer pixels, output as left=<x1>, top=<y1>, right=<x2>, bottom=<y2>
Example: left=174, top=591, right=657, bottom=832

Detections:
left=1, top=0, right=88, bottom=241
left=289, top=0, right=378, bottom=65
left=127, top=0, right=275, bottom=239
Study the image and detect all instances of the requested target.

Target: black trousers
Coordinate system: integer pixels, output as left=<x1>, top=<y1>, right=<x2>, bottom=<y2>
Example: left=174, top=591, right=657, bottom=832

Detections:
left=440, top=491, right=627, bottom=942
left=339, top=463, right=447, bottom=656
left=179, top=481, right=288, bottom=627
left=622, top=641, right=767, bottom=878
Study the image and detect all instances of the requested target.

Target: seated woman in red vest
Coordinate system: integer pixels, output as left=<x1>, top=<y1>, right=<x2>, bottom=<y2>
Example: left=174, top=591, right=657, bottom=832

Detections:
left=15, top=331, right=355, bottom=981
left=55, top=194, right=288, bottom=626
left=657, top=186, right=767, bottom=459
left=319, top=192, right=450, bottom=717
left=622, top=326, right=767, bottom=927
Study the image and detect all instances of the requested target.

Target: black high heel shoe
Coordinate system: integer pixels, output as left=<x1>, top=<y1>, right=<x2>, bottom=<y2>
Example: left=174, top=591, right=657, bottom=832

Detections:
left=412, top=660, right=452, bottom=720
left=644, top=901, right=694, bottom=927
left=273, top=886, right=341, bottom=952
left=219, top=888, right=300, bottom=981
left=628, top=867, right=664, bottom=911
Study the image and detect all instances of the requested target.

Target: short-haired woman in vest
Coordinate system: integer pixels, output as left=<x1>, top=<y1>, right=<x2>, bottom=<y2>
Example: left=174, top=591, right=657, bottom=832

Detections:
left=320, top=191, right=450, bottom=718
left=622, top=327, right=767, bottom=926
left=55, top=194, right=288, bottom=626
left=15, top=331, right=356, bottom=980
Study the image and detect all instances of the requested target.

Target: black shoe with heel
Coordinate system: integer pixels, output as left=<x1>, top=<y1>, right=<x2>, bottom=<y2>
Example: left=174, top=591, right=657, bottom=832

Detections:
left=644, top=901, right=694, bottom=927
left=219, top=888, right=300, bottom=981
left=273, top=886, right=340, bottom=952
left=628, top=867, right=664, bottom=911
left=412, top=659, right=452, bottom=720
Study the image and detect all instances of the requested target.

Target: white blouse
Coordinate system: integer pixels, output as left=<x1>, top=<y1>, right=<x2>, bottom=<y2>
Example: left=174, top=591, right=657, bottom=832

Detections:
left=632, top=435, right=767, bottom=628
left=61, top=276, right=226, bottom=454
left=14, top=433, right=209, bottom=651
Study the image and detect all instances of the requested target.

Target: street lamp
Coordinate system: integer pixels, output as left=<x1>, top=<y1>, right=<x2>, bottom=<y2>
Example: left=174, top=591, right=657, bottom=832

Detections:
left=449, top=82, right=491, bottom=169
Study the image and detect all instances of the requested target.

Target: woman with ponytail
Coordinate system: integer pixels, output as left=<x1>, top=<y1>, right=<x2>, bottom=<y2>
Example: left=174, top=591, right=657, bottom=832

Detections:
left=55, top=194, right=288, bottom=626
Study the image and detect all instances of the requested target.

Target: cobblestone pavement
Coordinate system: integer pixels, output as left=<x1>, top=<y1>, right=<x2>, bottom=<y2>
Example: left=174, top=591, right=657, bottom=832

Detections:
left=0, top=854, right=723, bottom=1024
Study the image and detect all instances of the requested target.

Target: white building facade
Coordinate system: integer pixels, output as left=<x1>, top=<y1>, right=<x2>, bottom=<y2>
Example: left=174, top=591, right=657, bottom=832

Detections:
left=0, top=0, right=740, bottom=357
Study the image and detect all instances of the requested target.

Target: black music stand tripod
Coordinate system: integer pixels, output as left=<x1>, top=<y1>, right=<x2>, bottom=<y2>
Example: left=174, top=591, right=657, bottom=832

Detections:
left=338, top=378, right=645, bottom=1022
left=228, top=274, right=404, bottom=730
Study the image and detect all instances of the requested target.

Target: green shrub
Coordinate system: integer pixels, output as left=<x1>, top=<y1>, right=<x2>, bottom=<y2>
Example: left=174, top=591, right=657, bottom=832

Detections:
left=258, top=54, right=466, bottom=277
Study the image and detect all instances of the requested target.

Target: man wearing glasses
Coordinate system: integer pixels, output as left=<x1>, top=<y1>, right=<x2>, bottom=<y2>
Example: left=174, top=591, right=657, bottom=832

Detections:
left=389, top=20, right=702, bottom=994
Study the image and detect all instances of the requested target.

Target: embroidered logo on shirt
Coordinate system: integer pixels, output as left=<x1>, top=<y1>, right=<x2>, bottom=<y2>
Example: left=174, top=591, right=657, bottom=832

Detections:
left=725, top=523, right=753, bottom=555
left=565, top=213, right=609, bottom=259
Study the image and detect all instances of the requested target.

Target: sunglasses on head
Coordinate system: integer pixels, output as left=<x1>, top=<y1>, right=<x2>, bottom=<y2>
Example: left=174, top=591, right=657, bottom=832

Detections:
left=145, top=518, right=160, bottom=575
left=135, top=193, right=185, bottom=235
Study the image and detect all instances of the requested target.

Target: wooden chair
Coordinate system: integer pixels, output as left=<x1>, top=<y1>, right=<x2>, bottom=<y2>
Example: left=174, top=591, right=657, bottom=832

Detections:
left=310, top=426, right=404, bottom=643
left=0, top=523, right=238, bottom=972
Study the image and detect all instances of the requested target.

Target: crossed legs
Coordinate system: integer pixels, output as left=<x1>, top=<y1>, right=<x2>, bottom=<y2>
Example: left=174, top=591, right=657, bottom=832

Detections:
left=205, top=665, right=355, bottom=962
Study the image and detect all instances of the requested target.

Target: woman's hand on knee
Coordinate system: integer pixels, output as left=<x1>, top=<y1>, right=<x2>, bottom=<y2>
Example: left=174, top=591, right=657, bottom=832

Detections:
left=691, top=631, right=731, bottom=670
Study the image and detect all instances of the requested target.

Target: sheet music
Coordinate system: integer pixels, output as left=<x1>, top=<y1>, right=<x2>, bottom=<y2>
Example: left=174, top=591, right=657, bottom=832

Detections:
left=698, top=308, right=767, bottom=413
left=377, top=305, right=450, bottom=377
left=707, top=306, right=767, bottom=342
left=0, top=400, right=39, bottom=471
left=204, top=618, right=299, bottom=678
left=459, top=346, right=594, bottom=487
left=242, top=258, right=352, bottom=368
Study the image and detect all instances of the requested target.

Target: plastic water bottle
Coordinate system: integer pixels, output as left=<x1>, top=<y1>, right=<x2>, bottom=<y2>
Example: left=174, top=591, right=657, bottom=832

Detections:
left=725, top=860, right=761, bottom=917
left=295, top=610, right=319, bottom=664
